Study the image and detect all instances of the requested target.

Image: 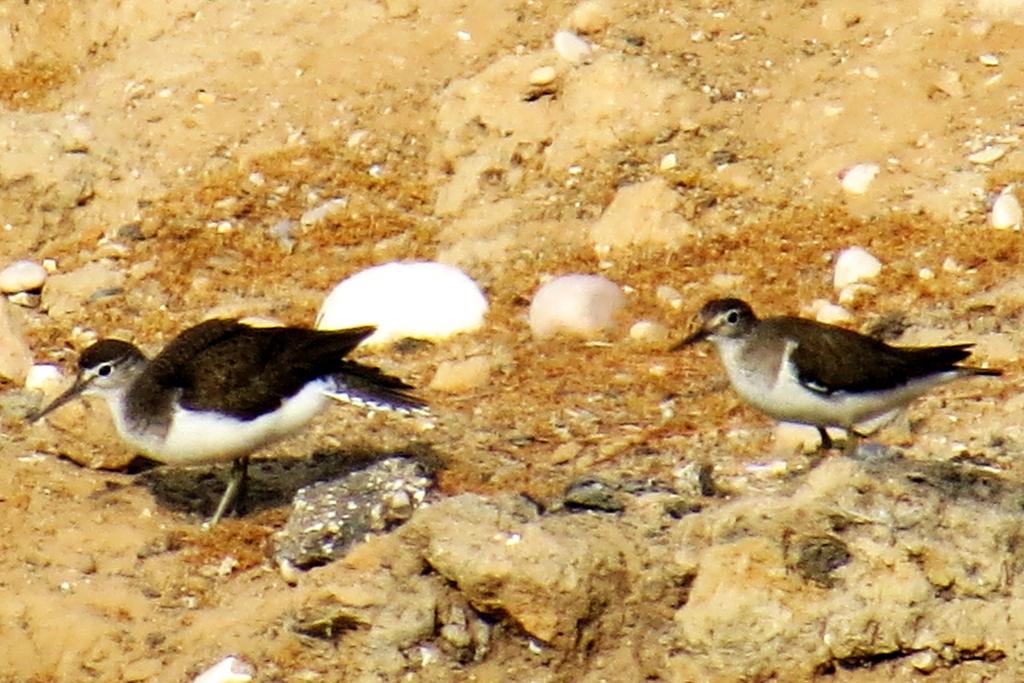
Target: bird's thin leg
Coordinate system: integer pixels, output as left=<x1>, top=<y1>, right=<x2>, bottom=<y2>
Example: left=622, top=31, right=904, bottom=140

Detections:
left=817, top=427, right=833, bottom=451
left=207, top=456, right=249, bottom=528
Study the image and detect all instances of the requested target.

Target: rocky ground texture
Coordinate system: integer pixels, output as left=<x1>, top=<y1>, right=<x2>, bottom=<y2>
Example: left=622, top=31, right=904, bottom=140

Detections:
left=1, top=0, right=1024, bottom=681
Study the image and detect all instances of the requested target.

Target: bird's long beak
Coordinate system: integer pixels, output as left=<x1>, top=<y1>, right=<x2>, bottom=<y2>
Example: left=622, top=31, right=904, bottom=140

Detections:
left=29, top=375, right=90, bottom=422
left=671, top=327, right=709, bottom=351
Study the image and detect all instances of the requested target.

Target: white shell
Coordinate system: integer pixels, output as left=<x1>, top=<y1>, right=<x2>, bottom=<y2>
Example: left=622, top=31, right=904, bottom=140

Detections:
left=316, top=261, right=488, bottom=346
left=528, top=274, right=625, bottom=339
left=991, top=185, right=1022, bottom=230
left=839, top=163, right=879, bottom=195
left=553, top=30, right=592, bottom=64
left=193, top=656, right=253, bottom=683
left=833, top=247, right=882, bottom=290
left=0, top=260, right=47, bottom=293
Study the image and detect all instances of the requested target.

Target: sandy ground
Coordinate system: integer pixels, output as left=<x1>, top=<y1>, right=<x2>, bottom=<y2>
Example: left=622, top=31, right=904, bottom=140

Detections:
left=1, top=0, right=1024, bottom=681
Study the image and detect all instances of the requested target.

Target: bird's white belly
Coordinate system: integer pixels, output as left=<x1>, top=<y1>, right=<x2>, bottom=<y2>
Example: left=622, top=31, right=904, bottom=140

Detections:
left=717, top=341, right=954, bottom=428
left=116, top=381, right=331, bottom=465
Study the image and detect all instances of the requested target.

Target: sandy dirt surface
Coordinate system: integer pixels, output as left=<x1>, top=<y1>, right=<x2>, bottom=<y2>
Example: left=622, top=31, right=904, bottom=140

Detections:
left=1, top=0, right=1024, bottom=681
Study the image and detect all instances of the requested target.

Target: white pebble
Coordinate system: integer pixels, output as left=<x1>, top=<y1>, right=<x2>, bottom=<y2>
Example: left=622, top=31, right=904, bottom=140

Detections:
left=839, top=163, right=879, bottom=195
left=918, top=267, right=935, bottom=280
left=629, top=320, right=669, bottom=343
left=24, top=364, right=64, bottom=394
left=528, top=274, right=625, bottom=339
left=316, top=262, right=488, bottom=346
left=659, top=153, right=678, bottom=171
left=655, top=285, right=683, bottom=310
left=991, top=185, right=1022, bottom=230
left=968, top=145, right=1007, bottom=165
left=300, top=198, right=348, bottom=226
left=813, top=302, right=853, bottom=325
left=837, top=283, right=875, bottom=307
left=979, top=53, right=1000, bottom=66
left=193, top=656, right=253, bottom=683
left=833, top=247, right=882, bottom=290
left=0, top=260, right=47, bottom=293
left=529, top=66, right=557, bottom=86
left=553, top=30, right=592, bottom=64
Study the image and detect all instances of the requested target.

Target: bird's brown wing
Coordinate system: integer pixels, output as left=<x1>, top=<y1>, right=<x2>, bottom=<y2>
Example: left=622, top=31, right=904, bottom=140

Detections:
left=137, top=320, right=377, bottom=419
left=770, top=317, right=973, bottom=394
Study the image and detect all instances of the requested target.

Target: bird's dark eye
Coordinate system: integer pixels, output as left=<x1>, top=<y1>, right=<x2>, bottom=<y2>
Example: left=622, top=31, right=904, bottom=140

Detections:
left=97, top=363, right=113, bottom=377
left=726, top=310, right=740, bottom=324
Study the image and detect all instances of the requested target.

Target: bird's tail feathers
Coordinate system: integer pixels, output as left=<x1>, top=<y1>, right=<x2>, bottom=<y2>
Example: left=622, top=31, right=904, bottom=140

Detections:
left=326, top=363, right=429, bottom=416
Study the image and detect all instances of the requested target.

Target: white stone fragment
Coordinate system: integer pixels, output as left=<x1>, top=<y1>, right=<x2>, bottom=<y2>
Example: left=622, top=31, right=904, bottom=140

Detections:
left=629, top=320, right=669, bottom=343
left=316, top=262, right=488, bottom=346
left=659, top=153, right=678, bottom=171
left=0, top=260, right=47, bottom=293
left=839, top=163, right=879, bottom=195
left=193, top=656, right=253, bottom=683
left=918, top=267, right=935, bottom=280
left=979, top=53, right=1000, bottom=66
left=528, top=274, right=625, bottom=339
left=833, top=247, right=882, bottom=290
left=24, top=364, right=63, bottom=394
left=553, top=30, right=592, bottom=64
left=991, top=185, right=1022, bottom=230
left=300, top=197, right=348, bottom=226
left=837, top=283, right=876, bottom=307
left=655, top=284, right=683, bottom=310
left=968, top=145, right=1007, bottom=164
left=813, top=302, right=853, bottom=325
left=529, top=66, right=557, bottom=86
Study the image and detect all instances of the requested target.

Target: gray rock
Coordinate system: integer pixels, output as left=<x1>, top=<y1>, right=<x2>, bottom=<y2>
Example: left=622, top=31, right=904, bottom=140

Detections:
left=274, top=456, right=433, bottom=569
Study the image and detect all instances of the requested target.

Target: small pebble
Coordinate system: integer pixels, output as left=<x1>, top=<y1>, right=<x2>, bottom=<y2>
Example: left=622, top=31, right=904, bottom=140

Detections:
left=837, top=283, right=875, bottom=307
left=553, top=30, right=592, bottom=64
left=967, top=145, right=1007, bottom=165
left=918, top=267, right=935, bottom=280
left=659, top=153, right=678, bottom=171
left=429, top=356, right=493, bottom=392
left=629, top=320, right=669, bottom=343
left=566, top=1, right=612, bottom=33
left=910, top=650, right=939, bottom=674
left=0, top=260, right=47, bottom=293
left=529, top=66, right=557, bottom=86
left=24, top=364, right=63, bottom=394
left=979, top=53, right=1000, bottom=66
left=528, top=274, right=625, bottom=339
left=839, top=163, right=879, bottom=195
left=195, top=90, right=217, bottom=106
left=812, top=301, right=853, bottom=325
left=655, top=284, right=683, bottom=310
left=193, top=656, right=253, bottom=683
left=991, top=185, right=1022, bottom=230
left=833, top=247, right=882, bottom=290
left=300, top=197, right=348, bottom=227
left=7, top=292, right=40, bottom=308
left=316, top=262, right=488, bottom=346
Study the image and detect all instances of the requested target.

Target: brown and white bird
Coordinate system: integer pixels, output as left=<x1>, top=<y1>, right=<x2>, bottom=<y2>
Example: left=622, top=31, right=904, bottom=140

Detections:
left=674, top=298, right=1001, bottom=450
left=32, top=318, right=427, bottom=525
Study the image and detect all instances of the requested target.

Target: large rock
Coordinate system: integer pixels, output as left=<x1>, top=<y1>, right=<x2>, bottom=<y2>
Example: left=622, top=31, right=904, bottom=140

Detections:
left=402, top=494, right=635, bottom=646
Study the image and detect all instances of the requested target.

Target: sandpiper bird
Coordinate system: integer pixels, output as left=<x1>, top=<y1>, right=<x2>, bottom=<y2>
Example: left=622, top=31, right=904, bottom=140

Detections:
left=32, top=318, right=427, bottom=526
left=674, top=298, right=1001, bottom=451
